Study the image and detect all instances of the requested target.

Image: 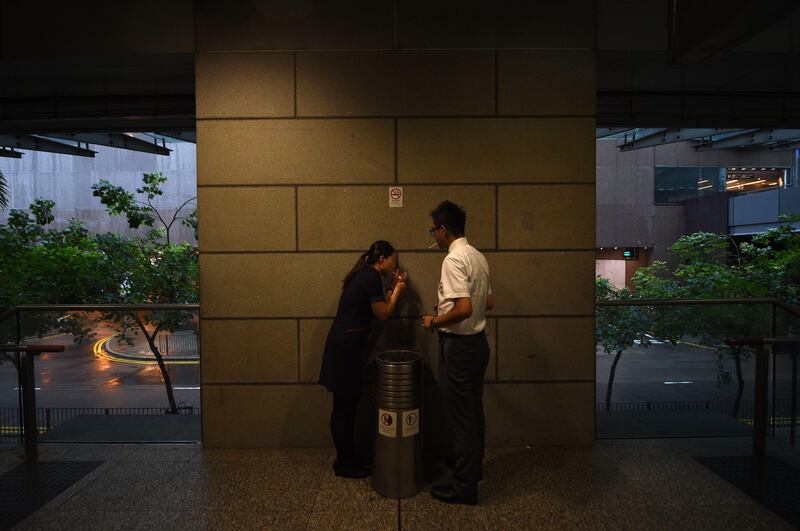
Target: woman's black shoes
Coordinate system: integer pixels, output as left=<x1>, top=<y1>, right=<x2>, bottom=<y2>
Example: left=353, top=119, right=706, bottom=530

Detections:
left=333, top=460, right=372, bottom=479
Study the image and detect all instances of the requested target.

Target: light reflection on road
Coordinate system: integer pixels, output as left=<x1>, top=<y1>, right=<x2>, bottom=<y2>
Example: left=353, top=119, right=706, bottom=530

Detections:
left=0, top=329, right=201, bottom=409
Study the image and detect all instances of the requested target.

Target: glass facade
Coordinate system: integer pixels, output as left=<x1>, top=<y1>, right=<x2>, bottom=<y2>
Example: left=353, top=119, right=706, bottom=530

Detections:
left=654, top=166, right=726, bottom=204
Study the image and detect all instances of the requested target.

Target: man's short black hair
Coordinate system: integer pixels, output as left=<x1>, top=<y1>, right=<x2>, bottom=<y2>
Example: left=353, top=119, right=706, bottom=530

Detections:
left=430, top=200, right=466, bottom=236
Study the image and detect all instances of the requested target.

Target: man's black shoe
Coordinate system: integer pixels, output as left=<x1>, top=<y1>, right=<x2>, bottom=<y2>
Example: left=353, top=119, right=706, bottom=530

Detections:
left=430, top=483, right=478, bottom=506
left=333, top=461, right=372, bottom=479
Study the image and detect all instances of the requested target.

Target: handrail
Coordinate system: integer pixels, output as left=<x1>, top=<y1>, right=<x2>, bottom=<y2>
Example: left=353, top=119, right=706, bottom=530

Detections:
left=0, top=344, right=66, bottom=353
left=13, top=303, right=199, bottom=311
left=0, top=303, right=200, bottom=327
left=725, top=337, right=800, bottom=347
left=2, top=299, right=796, bottom=313
left=596, top=297, right=800, bottom=318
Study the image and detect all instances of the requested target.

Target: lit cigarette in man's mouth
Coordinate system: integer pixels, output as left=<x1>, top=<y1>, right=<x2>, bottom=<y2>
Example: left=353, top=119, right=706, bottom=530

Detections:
left=427, top=242, right=438, bottom=249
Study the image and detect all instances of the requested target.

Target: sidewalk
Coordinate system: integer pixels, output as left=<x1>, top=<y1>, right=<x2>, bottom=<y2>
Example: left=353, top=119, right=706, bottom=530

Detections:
left=3, top=437, right=798, bottom=530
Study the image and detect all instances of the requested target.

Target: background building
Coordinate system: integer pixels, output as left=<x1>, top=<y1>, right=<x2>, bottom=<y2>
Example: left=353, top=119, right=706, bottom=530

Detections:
left=596, top=136, right=799, bottom=288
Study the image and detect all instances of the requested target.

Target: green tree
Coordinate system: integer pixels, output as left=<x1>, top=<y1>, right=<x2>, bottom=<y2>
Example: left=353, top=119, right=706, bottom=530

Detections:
left=617, top=219, right=799, bottom=416
left=0, top=199, right=125, bottom=310
left=0, top=180, right=198, bottom=413
left=595, top=277, right=649, bottom=409
left=92, top=171, right=197, bottom=245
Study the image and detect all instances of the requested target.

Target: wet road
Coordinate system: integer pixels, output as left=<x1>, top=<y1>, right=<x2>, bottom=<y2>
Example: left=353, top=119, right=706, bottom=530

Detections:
left=0, top=332, right=200, bottom=410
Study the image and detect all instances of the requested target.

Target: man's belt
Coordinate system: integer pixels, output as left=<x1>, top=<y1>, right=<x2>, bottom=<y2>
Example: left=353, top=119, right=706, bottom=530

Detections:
left=438, top=330, right=485, bottom=339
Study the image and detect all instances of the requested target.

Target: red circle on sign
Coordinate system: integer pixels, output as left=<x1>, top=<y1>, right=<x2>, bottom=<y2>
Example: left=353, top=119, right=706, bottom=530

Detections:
left=390, top=188, right=402, bottom=200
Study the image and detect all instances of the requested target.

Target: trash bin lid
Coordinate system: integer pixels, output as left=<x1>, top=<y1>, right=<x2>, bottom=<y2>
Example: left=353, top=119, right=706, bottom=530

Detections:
left=375, top=349, right=421, bottom=365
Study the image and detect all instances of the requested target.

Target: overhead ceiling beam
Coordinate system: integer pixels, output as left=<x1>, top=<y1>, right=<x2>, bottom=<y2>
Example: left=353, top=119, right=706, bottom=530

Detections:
left=766, top=140, right=800, bottom=152
left=0, top=116, right=196, bottom=135
left=0, top=135, right=96, bottom=157
left=669, top=0, right=800, bottom=64
left=153, top=131, right=196, bottom=143
left=618, top=128, right=747, bottom=151
left=0, top=148, right=23, bottom=159
left=694, top=129, right=800, bottom=151
left=596, top=128, right=633, bottom=139
left=42, top=133, right=171, bottom=156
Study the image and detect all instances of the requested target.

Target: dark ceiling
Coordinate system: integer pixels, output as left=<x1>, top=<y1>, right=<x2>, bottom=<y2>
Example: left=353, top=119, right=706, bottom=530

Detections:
left=0, top=0, right=798, bottom=136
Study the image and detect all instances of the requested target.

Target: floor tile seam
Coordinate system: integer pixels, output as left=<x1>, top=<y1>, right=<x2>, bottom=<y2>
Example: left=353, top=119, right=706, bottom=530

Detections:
left=478, top=496, right=750, bottom=513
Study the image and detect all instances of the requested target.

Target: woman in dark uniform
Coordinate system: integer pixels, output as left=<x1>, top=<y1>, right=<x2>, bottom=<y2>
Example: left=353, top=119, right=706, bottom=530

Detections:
left=319, top=240, right=407, bottom=478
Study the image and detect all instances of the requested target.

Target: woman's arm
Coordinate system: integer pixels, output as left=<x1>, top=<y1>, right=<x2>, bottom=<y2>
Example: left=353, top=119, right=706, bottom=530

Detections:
left=371, top=279, right=406, bottom=321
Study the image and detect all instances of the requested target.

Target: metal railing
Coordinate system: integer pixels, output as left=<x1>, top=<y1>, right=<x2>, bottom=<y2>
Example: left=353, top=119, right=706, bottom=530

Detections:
left=157, top=332, right=198, bottom=355
left=0, top=304, right=200, bottom=459
left=595, top=297, right=800, bottom=453
left=596, top=296, right=800, bottom=315
left=0, top=406, right=201, bottom=445
left=0, top=303, right=200, bottom=323
left=0, top=344, right=65, bottom=461
left=725, top=336, right=800, bottom=456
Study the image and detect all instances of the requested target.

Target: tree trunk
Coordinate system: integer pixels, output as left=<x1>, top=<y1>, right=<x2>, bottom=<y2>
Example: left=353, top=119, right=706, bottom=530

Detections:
left=144, top=332, right=178, bottom=414
left=733, top=348, right=744, bottom=418
left=605, top=350, right=623, bottom=411
left=130, top=313, right=178, bottom=414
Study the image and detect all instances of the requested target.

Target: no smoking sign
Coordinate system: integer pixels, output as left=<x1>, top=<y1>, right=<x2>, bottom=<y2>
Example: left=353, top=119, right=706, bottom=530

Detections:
left=389, top=186, right=403, bottom=208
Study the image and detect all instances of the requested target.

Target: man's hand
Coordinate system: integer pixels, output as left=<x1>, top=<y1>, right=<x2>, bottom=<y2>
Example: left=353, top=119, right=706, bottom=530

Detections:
left=421, top=315, right=437, bottom=332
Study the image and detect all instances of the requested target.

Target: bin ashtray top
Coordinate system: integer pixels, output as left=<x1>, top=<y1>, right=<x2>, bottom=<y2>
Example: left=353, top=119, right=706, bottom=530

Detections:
left=375, top=349, right=421, bottom=365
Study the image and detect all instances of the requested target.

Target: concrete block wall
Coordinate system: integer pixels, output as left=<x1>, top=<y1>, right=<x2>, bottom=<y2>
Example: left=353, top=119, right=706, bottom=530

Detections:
left=196, top=1, right=596, bottom=448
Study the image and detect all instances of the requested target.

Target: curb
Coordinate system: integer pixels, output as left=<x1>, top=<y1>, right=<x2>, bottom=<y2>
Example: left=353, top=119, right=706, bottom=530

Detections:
left=103, top=336, right=199, bottom=363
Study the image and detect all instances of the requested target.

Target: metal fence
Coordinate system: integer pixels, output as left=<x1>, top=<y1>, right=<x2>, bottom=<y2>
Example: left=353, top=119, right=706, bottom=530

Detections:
left=0, top=406, right=200, bottom=445
left=157, top=332, right=198, bottom=355
left=597, top=398, right=798, bottom=446
left=597, top=398, right=799, bottom=420
left=598, top=399, right=755, bottom=417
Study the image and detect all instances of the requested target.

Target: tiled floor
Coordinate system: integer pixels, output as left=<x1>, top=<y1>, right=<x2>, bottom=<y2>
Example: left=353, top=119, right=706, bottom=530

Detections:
left=2, top=438, right=798, bottom=530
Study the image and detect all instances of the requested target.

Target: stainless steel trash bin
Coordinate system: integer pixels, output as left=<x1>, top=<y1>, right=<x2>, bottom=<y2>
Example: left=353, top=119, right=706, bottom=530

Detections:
left=372, top=349, right=422, bottom=498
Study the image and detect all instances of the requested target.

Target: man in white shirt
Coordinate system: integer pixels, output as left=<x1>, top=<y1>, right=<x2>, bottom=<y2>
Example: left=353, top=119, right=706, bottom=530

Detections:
left=422, top=200, right=493, bottom=506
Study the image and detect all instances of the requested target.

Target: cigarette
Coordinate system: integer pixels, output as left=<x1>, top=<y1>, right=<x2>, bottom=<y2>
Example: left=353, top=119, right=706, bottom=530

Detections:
left=427, top=242, right=438, bottom=249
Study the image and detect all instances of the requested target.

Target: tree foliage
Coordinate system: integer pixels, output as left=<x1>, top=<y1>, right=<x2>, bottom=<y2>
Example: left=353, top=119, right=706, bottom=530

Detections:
left=596, top=216, right=800, bottom=413
left=0, top=172, right=199, bottom=412
left=91, top=171, right=197, bottom=245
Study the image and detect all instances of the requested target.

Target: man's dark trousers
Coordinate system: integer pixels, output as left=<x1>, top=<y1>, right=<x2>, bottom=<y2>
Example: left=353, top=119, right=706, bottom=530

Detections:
left=438, top=330, right=491, bottom=498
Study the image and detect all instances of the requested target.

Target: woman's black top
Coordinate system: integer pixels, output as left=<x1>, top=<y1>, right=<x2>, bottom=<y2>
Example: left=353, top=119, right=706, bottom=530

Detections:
left=319, top=267, right=385, bottom=394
